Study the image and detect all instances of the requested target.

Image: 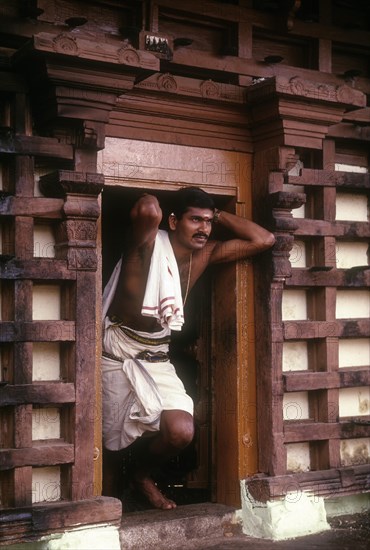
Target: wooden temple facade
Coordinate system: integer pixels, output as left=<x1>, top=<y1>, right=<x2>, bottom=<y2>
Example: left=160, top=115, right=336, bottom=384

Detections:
left=0, top=0, right=369, bottom=545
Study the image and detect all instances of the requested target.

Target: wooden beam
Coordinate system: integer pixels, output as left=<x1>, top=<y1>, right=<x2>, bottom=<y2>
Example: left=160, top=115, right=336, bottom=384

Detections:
left=0, top=443, right=74, bottom=470
left=0, top=260, right=76, bottom=281
left=0, top=135, right=73, bottom=159
left=0, top=322, right=75, bottom=342
left=283, top=319, right=370, bottom=340
left=0, top=197, right=63, bottom=218
left=0, top=497, right=121, bottom=546
left=0, top=383, right=75, bottom=406
left=286, top=169, right=370, bottom=189
left=284, top=368, right=370, bottom=392
left=284, top=421, right=370, bottom=443
left=285, top=268, right=370, bottom=288
left=246, top=464, right=370, bottom=501
left=293, top=219, right=370, bottom=238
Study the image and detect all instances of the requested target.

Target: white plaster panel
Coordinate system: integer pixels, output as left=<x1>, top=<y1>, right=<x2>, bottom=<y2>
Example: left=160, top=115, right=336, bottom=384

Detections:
left=282, top=290, right=307, bottom=320
left=99, top=137, right=250, bottom=189
left=286, top=442, right=310, bottom=472
left=45, top=525, right=121, bottom=550
left=289, top=240, right=306, bottom=268
left=282, top=341, right=309, bottom=371
left=32, top=342, right=60, bottom=381
left=32, top=407, right=61, bottom=440
left=338, top=338, right=370, bottom=368
left=335, top=164, right=367, bottom=173
left=339, top=386, right=370, bottom=417
left=340, top=438, right=370, bottom=467
left=336, top=241, right=369, bottom=269
left=335, top=193, right=368, bottom=222
left=33, top=225, right=56, bottom=258
left=336, top=290, right=370, bottom=319
left=32, top=285, right=61, bottom=320
left=32, top=466, right=61, bottom=503
left=283, top=392, right=309, bottom=420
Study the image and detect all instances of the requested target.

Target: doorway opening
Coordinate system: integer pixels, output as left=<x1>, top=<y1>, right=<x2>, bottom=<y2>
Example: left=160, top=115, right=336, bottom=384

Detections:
left=101, top=185, right=235, bottom=510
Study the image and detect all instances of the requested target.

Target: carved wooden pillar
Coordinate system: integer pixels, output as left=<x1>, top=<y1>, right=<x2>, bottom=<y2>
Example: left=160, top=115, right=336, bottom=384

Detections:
left=39, top=171, right=103, bottom=500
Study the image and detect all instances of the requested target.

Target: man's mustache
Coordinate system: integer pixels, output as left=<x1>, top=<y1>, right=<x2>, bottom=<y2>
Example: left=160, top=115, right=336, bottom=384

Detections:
left=193, top=232, right=209, bottom=239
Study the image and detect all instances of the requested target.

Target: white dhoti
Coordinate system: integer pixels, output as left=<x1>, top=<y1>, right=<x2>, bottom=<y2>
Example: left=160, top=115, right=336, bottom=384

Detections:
left=102, top=316, right=194, bottom=451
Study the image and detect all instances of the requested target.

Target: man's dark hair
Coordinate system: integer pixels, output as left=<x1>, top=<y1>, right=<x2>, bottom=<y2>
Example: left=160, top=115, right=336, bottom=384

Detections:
left=172, top=187, right=215, bottom=219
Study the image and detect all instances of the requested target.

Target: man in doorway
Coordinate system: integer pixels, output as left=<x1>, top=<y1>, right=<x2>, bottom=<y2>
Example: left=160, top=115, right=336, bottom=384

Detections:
left=101, top=187, right=275, bottom=510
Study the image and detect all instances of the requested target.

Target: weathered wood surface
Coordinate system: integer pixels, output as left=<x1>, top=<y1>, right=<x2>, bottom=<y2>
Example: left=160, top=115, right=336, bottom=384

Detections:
left=0, top=322, right=75, bottom=342
left=286, top=169, right=370, bottom=188
left=0, top=197, right=63, bottom=218
left=293, top=219, right=370, bottom=238
left=0, top=383, right=75, bottom=406
left=0, top=497, right=121, bottom=546
left=0, top=443, right=74, bottom=470
left=0, top=135, right=73, bottom=159
left=285, top=268, right=370, bottom=287
left=0, top=260, right=76, bottom=280
left=246, top=464, right=370, bottom=501
left=284, top=421, right=370, bottom=443
left=284, top=368, right=370, bottom=392
left=282, top=319, right=370, bottom=340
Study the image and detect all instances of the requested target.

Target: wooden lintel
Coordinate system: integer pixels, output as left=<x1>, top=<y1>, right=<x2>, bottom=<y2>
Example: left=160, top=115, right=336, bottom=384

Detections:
left=0, top=135, right=73, bottom=159
left=0, top=383, right=75, bottom=406
left=0, top=321, right=75, bottom=342
left=0, top=443, right=74, bottom=470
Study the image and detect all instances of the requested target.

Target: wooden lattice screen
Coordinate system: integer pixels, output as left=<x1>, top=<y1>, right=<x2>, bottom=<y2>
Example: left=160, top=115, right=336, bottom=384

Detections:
left=246, top=77, right=369, bottom=502
left=260, top=165, right=369, bottom=496
left=0, top=82, right=120, bottom=544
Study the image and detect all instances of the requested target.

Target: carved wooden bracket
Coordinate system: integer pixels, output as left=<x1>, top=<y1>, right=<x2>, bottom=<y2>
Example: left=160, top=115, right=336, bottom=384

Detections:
left=268, top=190, right=306, bottom=280
left=247, top=76, right=366, bottom=150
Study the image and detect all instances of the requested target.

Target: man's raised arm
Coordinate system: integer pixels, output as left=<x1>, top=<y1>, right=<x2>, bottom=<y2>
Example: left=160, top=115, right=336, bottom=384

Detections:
left=130, top=194, right=162, bottom=247
left=208, top=209, right=275, bottom=264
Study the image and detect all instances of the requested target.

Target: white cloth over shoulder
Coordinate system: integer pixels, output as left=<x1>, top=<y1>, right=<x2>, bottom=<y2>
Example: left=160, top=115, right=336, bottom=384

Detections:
left=102, top=229, right=184, bottom=331
left=141, top=229, right=184, bottom=331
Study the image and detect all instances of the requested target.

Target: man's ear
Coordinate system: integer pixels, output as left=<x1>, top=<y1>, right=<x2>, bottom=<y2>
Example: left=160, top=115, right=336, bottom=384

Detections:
left=168, top=213, right=177, bottom=231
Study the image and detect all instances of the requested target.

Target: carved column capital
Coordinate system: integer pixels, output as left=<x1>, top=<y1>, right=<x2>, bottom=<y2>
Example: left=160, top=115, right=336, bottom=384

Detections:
left=39, top=171, right=103, bottom=270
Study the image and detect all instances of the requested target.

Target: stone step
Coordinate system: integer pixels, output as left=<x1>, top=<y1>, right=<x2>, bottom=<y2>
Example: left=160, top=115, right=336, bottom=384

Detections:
left=119, top=503, right=242, bottom=550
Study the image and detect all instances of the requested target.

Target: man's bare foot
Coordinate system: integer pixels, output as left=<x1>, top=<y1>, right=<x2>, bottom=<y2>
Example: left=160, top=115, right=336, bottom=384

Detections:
left=134, top=476, right=176, bottom=510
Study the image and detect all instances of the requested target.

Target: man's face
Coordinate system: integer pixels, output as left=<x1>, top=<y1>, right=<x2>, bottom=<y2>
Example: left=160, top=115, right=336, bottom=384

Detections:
left=170, top=207, right=214, bottom=250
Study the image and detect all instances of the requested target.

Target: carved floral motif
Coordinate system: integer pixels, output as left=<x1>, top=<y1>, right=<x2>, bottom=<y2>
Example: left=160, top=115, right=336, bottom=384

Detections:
left=157, top=73, right=178, bottom=92
left=117, top=46, right=140, bottom=66
left=200, top=80, right=220, bottom=98
left=53, top=34, right=78, bottom=55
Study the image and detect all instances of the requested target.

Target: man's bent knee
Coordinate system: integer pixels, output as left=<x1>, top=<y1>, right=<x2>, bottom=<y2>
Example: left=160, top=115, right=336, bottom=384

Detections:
left=161, top=410, right=194, bottom=450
